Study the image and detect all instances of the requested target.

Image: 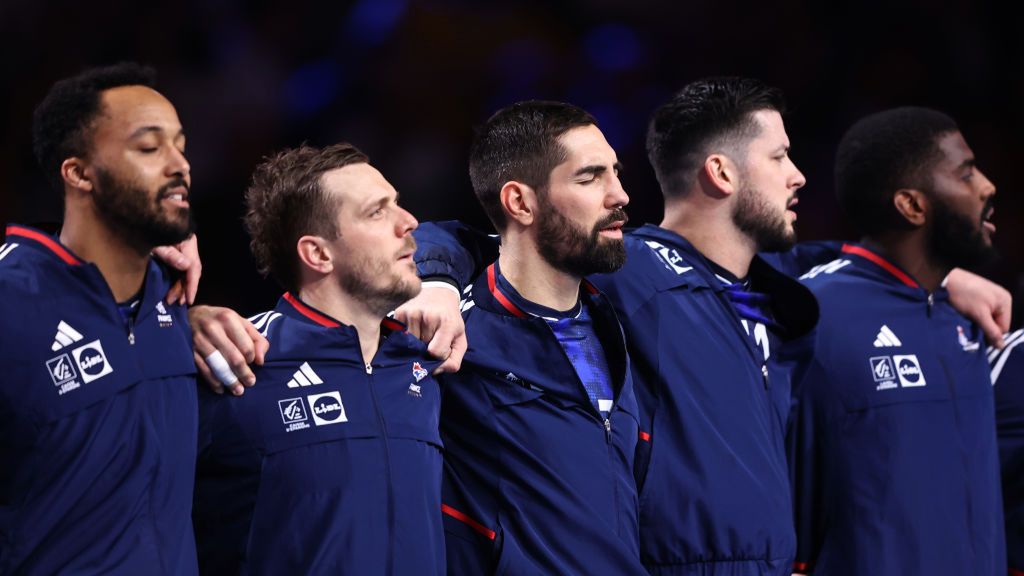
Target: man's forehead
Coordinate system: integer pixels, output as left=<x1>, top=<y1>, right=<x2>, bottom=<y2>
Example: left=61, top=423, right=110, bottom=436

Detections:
left=322, top=163, right=396, bottom=204
left=747, top=109, right=788, bottom=147
left=935, top=131, right=973, bottom=166
left=97, top=85, right=181, bottom=134
left=556, top=124, right=617, bottom=165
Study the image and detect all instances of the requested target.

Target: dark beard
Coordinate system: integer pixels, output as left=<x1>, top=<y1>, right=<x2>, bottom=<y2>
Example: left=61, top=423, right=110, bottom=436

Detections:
left=339, top=237, right=421, bottom=316
left=535, top=201, right=627, bottom=277
left=731, top=184, right=796, bottom=253
left=929, top=195, right=997, bottom=270
left=93, top=167, right=194, bottom=251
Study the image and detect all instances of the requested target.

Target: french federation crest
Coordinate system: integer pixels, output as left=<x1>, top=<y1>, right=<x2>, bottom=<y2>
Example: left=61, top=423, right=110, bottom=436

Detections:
left=412, top=362, right=428, bottom=383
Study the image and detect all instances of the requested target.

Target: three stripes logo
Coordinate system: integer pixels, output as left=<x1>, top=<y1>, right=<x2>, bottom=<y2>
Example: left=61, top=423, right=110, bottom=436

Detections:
left=51, top=321, right=84, bottom=351
left=249, top=311, right=282, bottom=337
left=990, top=329, right=1024, bottom=385
left=0, top=242, right=18, bottom=262
left=287, top=362, right=323, bottom=388
left=873, top=325, right=902, bottom=348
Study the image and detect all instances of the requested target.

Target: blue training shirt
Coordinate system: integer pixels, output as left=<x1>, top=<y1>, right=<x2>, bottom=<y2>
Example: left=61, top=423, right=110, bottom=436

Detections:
left=494, top=262, right=615, bottom=416
left=193, top=293, right=444, bottom=576
left=0, top=225, right=198, bottom=575
left=784, top=244, right=1005, bottom=575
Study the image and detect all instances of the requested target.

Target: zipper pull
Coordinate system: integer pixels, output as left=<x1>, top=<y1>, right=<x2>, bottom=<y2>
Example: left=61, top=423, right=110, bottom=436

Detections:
left=604, top=418, right=612, bottom=442
left=761, top=364, right=769, bottom=389
left=927, top=292, right=934, bottom=315
left=365, top=363, right=373, bottom=375
left=128, top=317, right=135, bottom=345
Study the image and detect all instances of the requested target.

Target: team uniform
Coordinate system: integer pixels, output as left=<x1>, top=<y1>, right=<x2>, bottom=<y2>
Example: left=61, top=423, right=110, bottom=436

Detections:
left=437, top=261, right=645, bottom=575
left=594, top=225, right=818, bottom=576
left=414, top=222, right=818, bottom=576
left=193, top=293, right=444, bottom=575
left=786, top=244, right=1005, bottom=575
left=0, top=225, right=198, bottom=575
left=991, top=328, right=1024, bottom=575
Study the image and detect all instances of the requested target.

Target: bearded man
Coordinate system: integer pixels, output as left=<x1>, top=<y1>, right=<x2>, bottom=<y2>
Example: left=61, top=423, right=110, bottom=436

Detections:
left=429, top=100, right=647, bottom=575
left=191, top=143, right=447, bottom=575
left=786, top=107, right=1005, bottom=576
left=0, top=63, right=199, bottom=574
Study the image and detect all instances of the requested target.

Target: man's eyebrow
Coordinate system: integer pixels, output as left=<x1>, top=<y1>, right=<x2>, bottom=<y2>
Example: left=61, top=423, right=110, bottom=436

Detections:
left=364, top=193, right=396, bottom=211
left=574, top=162, right=623, bottom=177
left=956, top=157, right=977, bottom=171
left=128, top=126, right=186, bottom=140
left=128, top=126, right=164, bottom=139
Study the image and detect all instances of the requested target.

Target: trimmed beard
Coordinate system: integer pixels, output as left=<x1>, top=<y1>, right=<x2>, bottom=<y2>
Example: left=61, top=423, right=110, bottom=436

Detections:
left=535, top=198, right=628, bottom=277
left=928, top=194, right=997, bottom=270
left=337, top=236, right=422, bottom=316
left=731, top=183, right=796, bottom=253
left=93, top=167, right=194, bottom=251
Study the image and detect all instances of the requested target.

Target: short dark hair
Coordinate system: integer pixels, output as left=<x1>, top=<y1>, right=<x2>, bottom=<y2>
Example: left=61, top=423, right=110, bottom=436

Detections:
left=647, top=77, right=786, bottom=197
left=468, top=100, right=597, bottom=230
left=834, top=107, right=959, bottom=236
left=32, top=62, right=158, bottom=193
left=245, top=143, right=369, bottom=292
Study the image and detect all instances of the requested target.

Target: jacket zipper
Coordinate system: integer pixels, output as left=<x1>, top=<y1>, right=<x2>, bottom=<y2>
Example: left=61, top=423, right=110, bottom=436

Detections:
left=366, top=361, right=396, bottom=576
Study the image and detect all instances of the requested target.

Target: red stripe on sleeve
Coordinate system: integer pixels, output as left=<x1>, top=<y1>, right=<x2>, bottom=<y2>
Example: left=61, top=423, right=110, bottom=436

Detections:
left=441, top=504, right=496, bottom=540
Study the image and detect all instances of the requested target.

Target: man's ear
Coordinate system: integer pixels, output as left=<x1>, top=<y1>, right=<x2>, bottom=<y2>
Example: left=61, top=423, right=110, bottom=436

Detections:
left=893, top=188, right=928, bottom=228
left=61, top=157, right=93, bottom=193
left=500, top=180, right=539, bottom=227
left=701, top=153, right=740, bottom=198
left=296, top=235, right=334, bottom=275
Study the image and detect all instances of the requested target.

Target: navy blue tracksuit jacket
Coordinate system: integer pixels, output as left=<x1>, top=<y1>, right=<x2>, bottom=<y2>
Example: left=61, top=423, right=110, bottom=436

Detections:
left=193, top=293, right=444, bottom=575
left=991, top=328, right=1024, bottom=574
left=438, top=263, right=645, bottom=575
left=0, top=225, right=198, bottom=575
left=415, top=222, right=819, bottom=575
left=784, top=244, right=1005, bottom=575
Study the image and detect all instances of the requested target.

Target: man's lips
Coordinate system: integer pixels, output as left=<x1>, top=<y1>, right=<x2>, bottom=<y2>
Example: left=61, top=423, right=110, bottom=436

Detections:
left=598, top=220, right=626, bottom=237
left=786, top=197, right=798, bottom=220
left=160, top=184, right=190, bottom=206
left=983, top=205, right=996, bottom=234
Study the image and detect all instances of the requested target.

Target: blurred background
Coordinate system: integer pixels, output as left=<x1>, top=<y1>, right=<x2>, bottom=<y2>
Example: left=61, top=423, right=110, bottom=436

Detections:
left=2, top=0, right=1021, bottom=323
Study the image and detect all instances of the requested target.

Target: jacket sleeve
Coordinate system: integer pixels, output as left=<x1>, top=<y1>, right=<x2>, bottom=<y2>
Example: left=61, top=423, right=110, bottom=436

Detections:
left=992, top=331, right=1024, bottom=573
left=760, top=241, right=844, bottom=279
left=782, top=329, right=828, bottom=574
left=413, top=221, right=500, bottom=289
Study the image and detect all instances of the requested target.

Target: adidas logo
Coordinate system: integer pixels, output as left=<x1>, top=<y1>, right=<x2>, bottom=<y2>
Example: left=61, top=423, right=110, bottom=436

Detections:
left=51, top=321, right=84, bottom=351
left=873, top=325, right=902, bottom=348
left=287, top=362, right=323, bottom=388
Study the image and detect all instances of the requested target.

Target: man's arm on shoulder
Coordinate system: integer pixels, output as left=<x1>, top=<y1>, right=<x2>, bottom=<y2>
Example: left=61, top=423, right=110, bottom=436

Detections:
left=394, top=282, right=467, bottom=375
left=189, top=305, right=269, bottom=396
left=945, top=268, right=1012, bottom=348
left=414, top=221, right=499, bottom=288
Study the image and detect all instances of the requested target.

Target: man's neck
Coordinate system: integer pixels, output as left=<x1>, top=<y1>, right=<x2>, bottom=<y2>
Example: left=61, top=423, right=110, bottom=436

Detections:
left=497, top=233, right=581, bottom=312
left=860, top=234, right=948, bottom=292
left=298, top=280, right=383, bottom=366
left=59, top=210, right=150, bottom=302
left=660, top=199, right=758, bottom=279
